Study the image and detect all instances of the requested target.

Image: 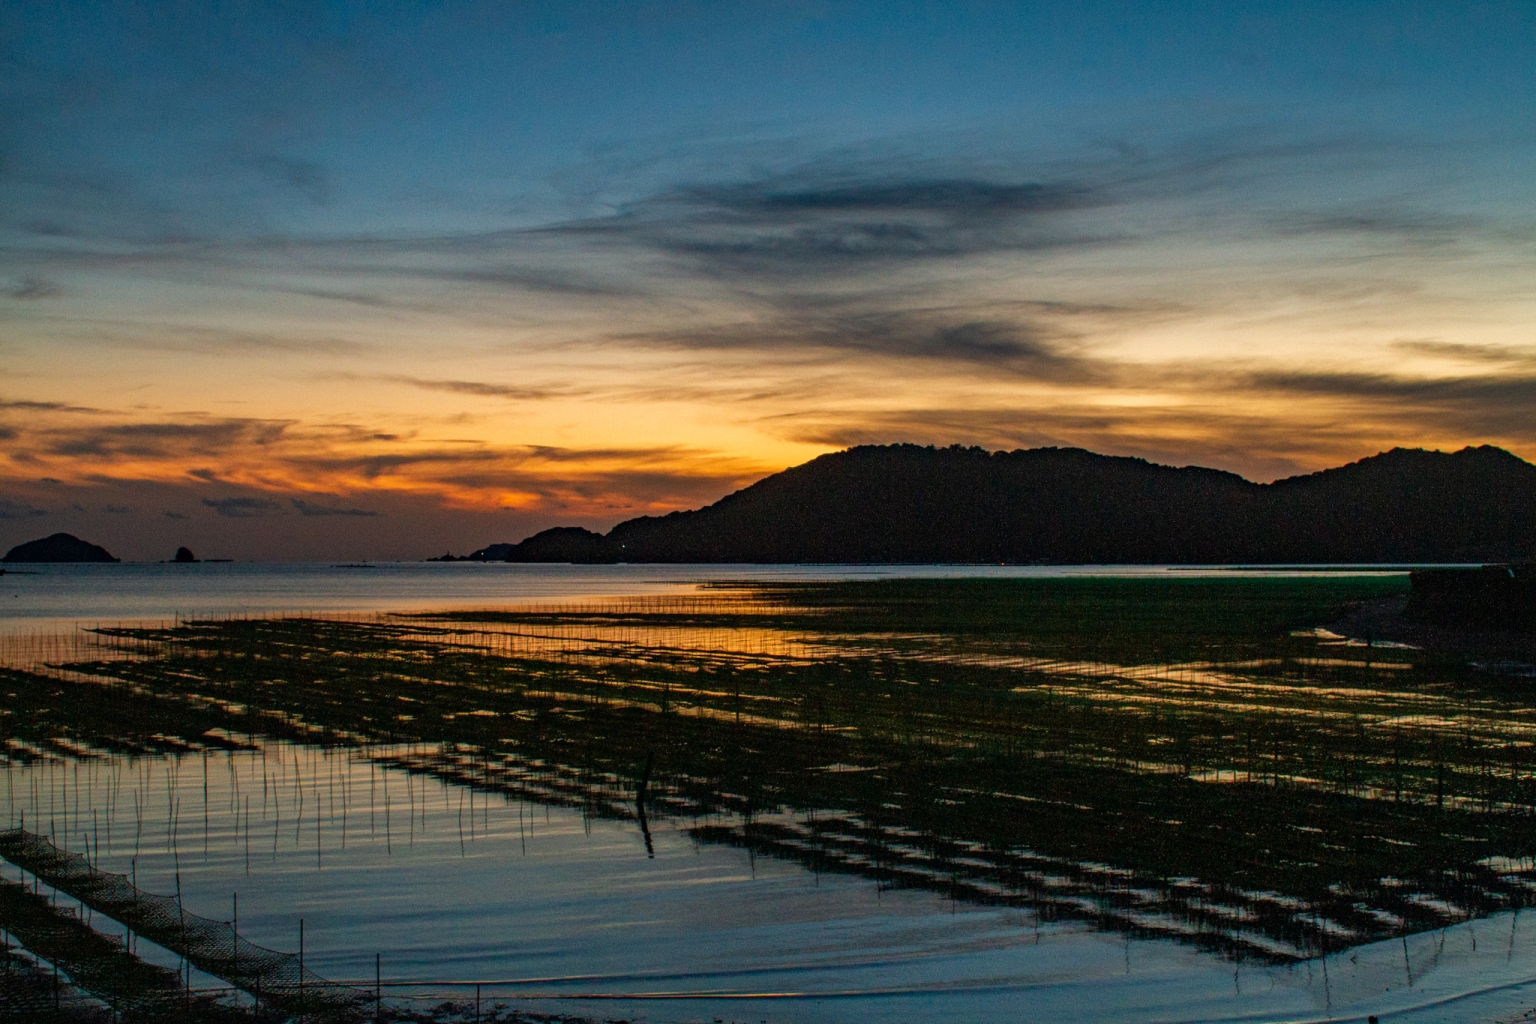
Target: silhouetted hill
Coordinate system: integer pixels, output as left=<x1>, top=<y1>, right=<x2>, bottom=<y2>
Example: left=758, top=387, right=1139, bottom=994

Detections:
left=499, top=444, right=1536, bottom=564
left=503, top=527, right=611, bottom=562
left=1257, top=446, right=1536, bottom=563
left=3, top=533, right=120, bottom=563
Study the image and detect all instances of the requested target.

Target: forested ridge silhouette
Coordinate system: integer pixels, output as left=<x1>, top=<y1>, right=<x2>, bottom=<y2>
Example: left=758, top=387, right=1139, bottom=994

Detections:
left=501, top=444, right=1536, bottom=563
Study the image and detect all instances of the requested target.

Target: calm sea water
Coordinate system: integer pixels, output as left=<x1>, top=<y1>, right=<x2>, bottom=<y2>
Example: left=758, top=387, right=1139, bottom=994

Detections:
left=10, top=563, right=1531, bottom=1024
left=5, top=739, right=1533, bottom=1023
left=0, top=561, right=1408, bottom=633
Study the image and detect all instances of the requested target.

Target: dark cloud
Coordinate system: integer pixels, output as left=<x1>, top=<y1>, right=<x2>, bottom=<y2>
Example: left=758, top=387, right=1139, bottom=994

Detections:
left=1241, top=371, right=1536, bottom=437
left=280, top=286, right=402, bottom=309
left=100, top=326, right=367, bottom=357
left=526, top=133, right=1410, bottom=288
left=285, top=441, right=699, bottom=477
left=568, top=173, right=1112, bottom=274
left=705, top=180, right=1097, bottom=216
left=4, top=129, right=1464, bottom=349
left=163, top=510, right=187, bottom=520
left=0, top=426, right=15, bottom=440
left=515, top=444, right=696, bottom=464
left=285, top=448, right=505, bottom=481
left=202, top=496, right=283, bottom=518
left=386, top=377, right=575, bottom=401
left=290, top=498, right=379, bottom=517
left=772, top=405, right=1380, bottom=485
left=0, top=499, right=49, bottom=519
left=4, top=277, right=63, bottom=299
left=1264, top=209, right=1531, bottom=250
left=418, top=267, right=641, bottom=298
left=1393, top=340, right=1536, bottom=364
left=21, top=221, right=78, bottom=238
left=1248, top=370, right=1536, bottom=404
left=1275, top=211, right=1452, bottom=235
left=44, top=419, right=290, bottom=459
left=276, top=442, right=755, bottom=508
left=247, top=154, right=329, bottom=205
left=0, top=399, right=101, bottom=413
left=621, top=298, right=1147, bottom=378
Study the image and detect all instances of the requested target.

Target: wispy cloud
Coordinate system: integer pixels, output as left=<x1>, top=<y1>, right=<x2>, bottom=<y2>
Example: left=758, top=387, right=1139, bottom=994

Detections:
left=0, top=499, right=49, bottom=519
left=290, top=498, right=378, bottom=517
left=0, top=399, right=769, bottom=518
left=81, top=325, right=369, bottom=357
left=40, top=419, right=291, bottom=460
left=245, top=153, right=330, bottom=205
left=202, top=496, right=283, bottom=518
left=623, top=302, right=1128, bottom=378
left=1393, top=340, right=1536, bottom=365
left=0, top=399, right=102, bottom=414
left=1239, top=370, right=1536, bottom=437
left=4, top=277, right=63, bottom=299
left=537, top=171, right=1116, bottom=285
left=384, top=377, right=578, bottom=401
left=4, top=83, right=1534, bottom=529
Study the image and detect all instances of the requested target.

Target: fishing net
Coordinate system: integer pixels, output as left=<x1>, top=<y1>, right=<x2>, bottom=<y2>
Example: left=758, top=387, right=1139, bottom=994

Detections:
left=1, top=942, right=112, bottom=1023
left=0, top=828, right=363, bottom=1019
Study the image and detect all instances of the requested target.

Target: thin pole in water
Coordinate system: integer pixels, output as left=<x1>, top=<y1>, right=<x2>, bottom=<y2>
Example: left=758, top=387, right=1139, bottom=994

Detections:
left=176, top=870, right=188, bottom=1012
left=299, top=918, right=305, bottom=1006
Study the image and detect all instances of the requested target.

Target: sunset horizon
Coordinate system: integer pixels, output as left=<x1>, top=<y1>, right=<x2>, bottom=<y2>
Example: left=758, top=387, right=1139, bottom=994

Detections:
left=5, top=2, right=1534, bottom=561
left=2, top=438, right=1531, bottom=563
left=3, top=9, right=1535, bottom=1021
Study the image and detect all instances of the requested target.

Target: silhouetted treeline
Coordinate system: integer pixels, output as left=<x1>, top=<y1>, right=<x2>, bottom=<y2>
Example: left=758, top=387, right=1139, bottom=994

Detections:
left=496, top=444, right=1536, bottom=564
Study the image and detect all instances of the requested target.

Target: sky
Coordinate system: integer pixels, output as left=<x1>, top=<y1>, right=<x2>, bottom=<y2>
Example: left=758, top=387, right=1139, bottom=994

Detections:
left=2, top=1, right=1534, bottom=560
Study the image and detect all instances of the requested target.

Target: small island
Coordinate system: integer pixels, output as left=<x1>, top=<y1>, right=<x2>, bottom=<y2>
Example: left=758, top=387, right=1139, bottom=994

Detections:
left=2, top=532, right=120, bottom=563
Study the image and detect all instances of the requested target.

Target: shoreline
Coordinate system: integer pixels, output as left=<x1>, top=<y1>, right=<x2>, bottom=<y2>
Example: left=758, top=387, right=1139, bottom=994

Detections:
left=1327, top=594, right=1536, bottom=668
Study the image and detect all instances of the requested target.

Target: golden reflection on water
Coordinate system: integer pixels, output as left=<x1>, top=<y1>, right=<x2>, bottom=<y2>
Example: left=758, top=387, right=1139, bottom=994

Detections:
left=4, top=581, right=1536, bottom=967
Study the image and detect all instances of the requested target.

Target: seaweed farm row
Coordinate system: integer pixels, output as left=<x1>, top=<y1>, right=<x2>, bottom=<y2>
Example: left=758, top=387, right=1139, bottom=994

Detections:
left=2, top=576, right=1535, bottom=1019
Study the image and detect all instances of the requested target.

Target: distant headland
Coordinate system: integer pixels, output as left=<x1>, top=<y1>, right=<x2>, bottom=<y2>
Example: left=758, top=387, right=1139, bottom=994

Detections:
left=449, top=444, right=1536, bottom=565
left=2, top=532, right=120, bottom=563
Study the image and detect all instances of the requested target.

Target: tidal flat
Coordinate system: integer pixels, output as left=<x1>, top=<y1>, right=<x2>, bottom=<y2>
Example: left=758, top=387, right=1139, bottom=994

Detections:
left=3, top=575, right=1536, bottom=1023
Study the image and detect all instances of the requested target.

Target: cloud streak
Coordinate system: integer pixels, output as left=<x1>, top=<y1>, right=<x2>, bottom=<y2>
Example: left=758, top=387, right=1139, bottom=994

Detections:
left=541, top=171, right=1117, bottom=283
left=4, top=277, right=63, bottom=299
left=202, top=496, right=282, bottom=518
left=38, top=419, right=291, bottom=460
left=634, top=309, right=1109, bottom=379
left=384, top=377, right=578, bottom=401
left=290, top=498, right=379, bottom=517
left=0, top=400, right=769, bottom=518
left=0, top=499, right=49, bottom=519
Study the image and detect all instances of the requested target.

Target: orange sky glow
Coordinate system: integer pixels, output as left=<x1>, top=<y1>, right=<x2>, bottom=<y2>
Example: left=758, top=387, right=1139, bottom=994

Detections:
left=3, top=5, right=1534, bottom=560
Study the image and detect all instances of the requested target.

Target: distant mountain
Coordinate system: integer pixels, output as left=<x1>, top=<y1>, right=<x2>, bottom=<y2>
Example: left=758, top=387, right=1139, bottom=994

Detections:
left=495, top=444, right=1536, bottom=564
left=3, top=532, right=120, bottom=563
left=428, top=542, right=518, bottom=562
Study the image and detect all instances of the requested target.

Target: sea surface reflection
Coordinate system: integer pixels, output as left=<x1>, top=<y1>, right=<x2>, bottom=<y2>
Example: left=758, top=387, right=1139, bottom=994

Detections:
left=3, top=575, right=1536, bottom=1022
